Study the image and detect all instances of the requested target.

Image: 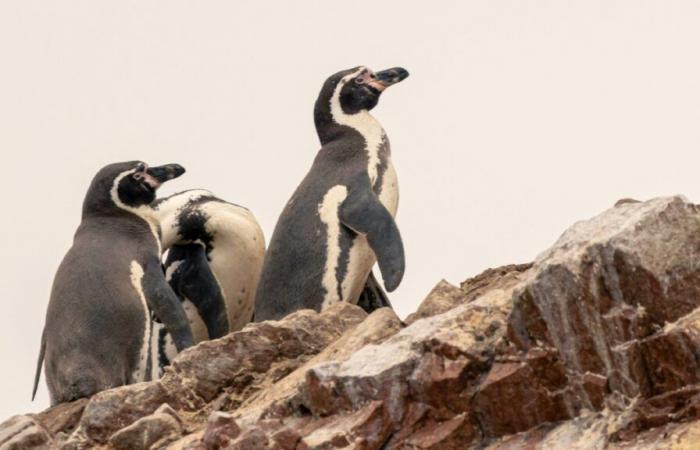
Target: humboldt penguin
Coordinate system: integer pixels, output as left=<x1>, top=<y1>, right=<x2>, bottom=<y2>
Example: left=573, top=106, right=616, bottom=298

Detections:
left=255, top=66, right=409, bottom=321
left=151, top=189, right=265, bottom=371
left=34, top=161, right=194, bottom=405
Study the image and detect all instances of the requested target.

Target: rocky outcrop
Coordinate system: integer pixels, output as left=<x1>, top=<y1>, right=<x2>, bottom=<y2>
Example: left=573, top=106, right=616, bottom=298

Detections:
left=4, top=196, right=700, bottom=449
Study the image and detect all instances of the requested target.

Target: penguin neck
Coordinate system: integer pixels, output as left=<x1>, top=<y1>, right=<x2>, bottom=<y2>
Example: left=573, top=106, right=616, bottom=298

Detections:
left=107, top=172, right=163, bottom=255
left=315, top=93, right=387, bottom=185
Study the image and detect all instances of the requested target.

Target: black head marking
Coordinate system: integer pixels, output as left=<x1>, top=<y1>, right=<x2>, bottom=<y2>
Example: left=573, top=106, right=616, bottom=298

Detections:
left=82, top=161, right=185, bottom=217
left=314, top=66, right=409, bottom=144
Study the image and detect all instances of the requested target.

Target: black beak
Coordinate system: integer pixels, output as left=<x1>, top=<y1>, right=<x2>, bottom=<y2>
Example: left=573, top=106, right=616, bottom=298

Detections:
left=375, top=67, right=409, bottom=88
left=146, top=164, right=186, bottom=183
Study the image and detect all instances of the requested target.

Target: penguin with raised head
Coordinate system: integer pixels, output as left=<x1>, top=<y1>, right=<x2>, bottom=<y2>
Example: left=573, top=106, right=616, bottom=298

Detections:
left=34, top=161, right=195, bottom=405
left=150, top=189, right=265, bottom=371
left=255, top=66, right=409, bottom=321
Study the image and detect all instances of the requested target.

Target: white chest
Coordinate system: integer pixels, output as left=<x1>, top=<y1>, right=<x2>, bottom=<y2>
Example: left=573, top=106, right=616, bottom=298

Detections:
left=378, top=159, right=399, bottom=217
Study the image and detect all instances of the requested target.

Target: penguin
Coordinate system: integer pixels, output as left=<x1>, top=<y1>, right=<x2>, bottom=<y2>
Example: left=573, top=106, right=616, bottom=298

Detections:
left=255, top=66, right=409, bottom=321
left=33, top=161, right=195, bottom=405
left=150, top=190, right=265, bottom=372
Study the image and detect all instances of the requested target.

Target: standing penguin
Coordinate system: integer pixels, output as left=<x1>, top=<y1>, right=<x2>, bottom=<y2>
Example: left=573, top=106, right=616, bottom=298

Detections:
left=150, top=190, right=265, bottom=372
left=255, top=66, right=409, bottom=321
left=34, top=161, right=194, bottom=405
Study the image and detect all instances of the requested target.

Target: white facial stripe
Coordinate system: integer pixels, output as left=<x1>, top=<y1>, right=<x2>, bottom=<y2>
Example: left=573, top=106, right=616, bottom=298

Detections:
left=318, top=185, right=348, bottom=309
left=129, top=261, right=151, bottom=383
left=110, top=169, right=162, bottom=255
left=329, top=68, right=386, bottom=186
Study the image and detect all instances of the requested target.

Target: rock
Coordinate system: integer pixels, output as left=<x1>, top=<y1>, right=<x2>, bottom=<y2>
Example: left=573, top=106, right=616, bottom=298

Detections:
left=11, top=196, right=700, bottom=450
left=226, top=428, right=269, bottom=450
left=74, top=381, right=173, bottom=445
left=161, top=301, right=367, bottom=411
left=109, top=404, right=183, bottom=450
left=297, top=401, right=389, bottom=450
left=298, top=282, right=515, bottom=443
left=506, top=196, right=700, bottom=429
left=405, top=264, right=531, bottom=325
left=394, top=414, right=472, bottom=450
left=236, top=307, right=403, bottom=425
left=0, top=415, right=52, bottom=450
left=33, top=398, right=87, bottom=435
left=201, top=411, right=240, bottom=450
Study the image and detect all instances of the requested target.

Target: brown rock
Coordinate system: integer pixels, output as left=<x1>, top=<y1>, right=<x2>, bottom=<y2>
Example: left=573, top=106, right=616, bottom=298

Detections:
left=475, top=361, right=569, bottom=436
left=299, top=280, right=516, bottom=439
left=226, top=428, right=269, bottom=450
left=161, top=302, right=368, bottom=410
left=237, top=307, right=402, bottom=425
left=0, top=415, right=53, bottom=450
left=297, top=401, right=389, bottom=450
left=398, top=414, right=473, bottom=450
left=108, top=404, right=183, bottom=450
left=405, top=264, right=531, bottom=325
left=75, top=381, right=172, bottom=444
left=509, top=197, right=700, bottom=405
left=201, top=411, right=240, bottom=450
left=33, top=398, right=87, bottom=435
left=12, top=196, right=700, bottom=450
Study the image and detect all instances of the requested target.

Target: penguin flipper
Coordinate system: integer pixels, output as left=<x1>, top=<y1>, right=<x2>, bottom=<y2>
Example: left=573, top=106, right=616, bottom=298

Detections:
left=31, top=328, right=46, bottom=401
left=357, top=271, right=393, bottom=313
left=339, top=184, right=405, bottom=292
left=142, top=260, right=195, bottom=351
left=165, top=244, right=229, bottom=339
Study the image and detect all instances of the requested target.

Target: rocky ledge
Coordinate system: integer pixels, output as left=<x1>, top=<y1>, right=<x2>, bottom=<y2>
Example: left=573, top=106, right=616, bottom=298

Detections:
left=4, top=196, right=700, bottom=449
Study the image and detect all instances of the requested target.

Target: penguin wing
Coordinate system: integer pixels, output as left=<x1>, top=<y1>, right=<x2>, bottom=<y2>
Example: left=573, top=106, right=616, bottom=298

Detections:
left=142, top=260, right=195, bottom=351
left=165, top=244, right=229, bottom=339
left=339, top=184, right=405, bottom=292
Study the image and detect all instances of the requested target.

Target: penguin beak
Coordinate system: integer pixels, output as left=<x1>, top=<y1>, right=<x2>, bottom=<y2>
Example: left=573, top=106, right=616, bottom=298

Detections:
left=368, top=67, right=409, bottom=91
left=143, top=164, right=186, bottom=189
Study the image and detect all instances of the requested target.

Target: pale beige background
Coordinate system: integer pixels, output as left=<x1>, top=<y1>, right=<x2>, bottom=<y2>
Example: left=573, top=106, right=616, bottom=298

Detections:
left=2, top=0, right=700, bottom=420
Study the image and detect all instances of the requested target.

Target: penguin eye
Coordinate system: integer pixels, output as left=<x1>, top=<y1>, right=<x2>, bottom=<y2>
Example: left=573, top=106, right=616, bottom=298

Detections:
left=355, top=77, right=365, bottom=85
left=133, top=172, right=145, bottom=181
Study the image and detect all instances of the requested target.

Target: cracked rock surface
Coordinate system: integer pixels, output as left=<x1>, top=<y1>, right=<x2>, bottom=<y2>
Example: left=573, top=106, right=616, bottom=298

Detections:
left=4, top=196, right=700, bottom=449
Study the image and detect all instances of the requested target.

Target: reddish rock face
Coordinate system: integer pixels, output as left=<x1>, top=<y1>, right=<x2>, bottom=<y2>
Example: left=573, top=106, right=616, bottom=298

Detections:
left=4, top=196, right=700, bottom=449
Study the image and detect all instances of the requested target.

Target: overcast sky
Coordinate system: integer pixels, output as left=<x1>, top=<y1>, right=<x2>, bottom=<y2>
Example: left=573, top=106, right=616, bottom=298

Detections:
left=2, top=1, right=700, bottom=421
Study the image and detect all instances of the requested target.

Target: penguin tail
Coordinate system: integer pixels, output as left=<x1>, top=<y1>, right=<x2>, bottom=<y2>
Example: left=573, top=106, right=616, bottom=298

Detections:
left=31, top=329, right=46, bottom=401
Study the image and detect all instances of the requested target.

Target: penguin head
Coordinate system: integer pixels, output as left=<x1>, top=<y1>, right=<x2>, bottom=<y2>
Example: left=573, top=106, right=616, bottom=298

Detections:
left=337, top=66, right=409, bottom=113
left=314, top=66, right=409, bottom=142
left=83, top=161, right=185, bottom=216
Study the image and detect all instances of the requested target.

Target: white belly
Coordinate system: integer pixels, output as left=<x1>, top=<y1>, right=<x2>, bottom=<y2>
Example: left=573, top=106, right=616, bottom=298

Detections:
left=201, top=202, right=266, bottom=332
